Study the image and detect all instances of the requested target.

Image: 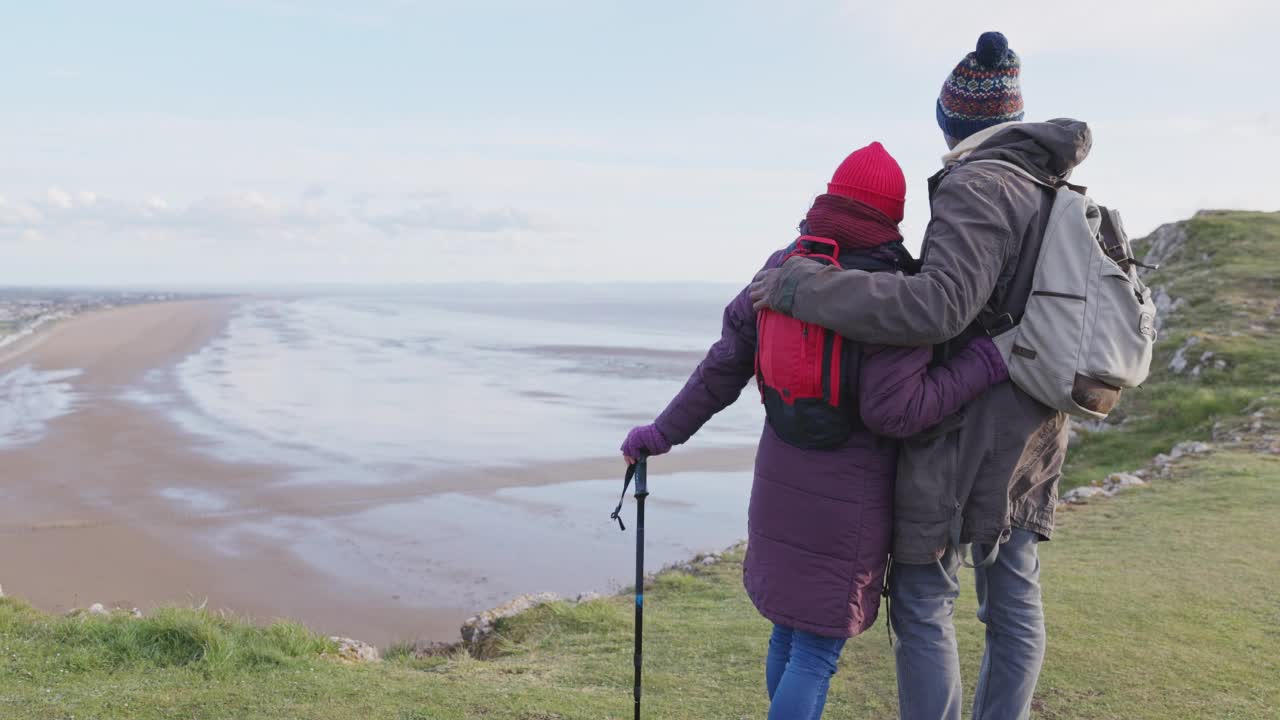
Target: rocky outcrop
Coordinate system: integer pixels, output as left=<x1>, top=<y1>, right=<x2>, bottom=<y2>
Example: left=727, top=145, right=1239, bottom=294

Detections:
left=1152, top=440, right=1214, bottom=475
left=409, top=640, right=459, bottom=660
left=1068, top=416, right=1125, bottom=446
left=1138, top=222, right=1188, bottom=276
left=63, top=603, right=143, bottom=619
left=328, top=636, right=381, bottom=663
left=1061, top=471, right=1148, bottom=504
left=460, top=592, right=560, bottom=657
left=1168, top=336, right=1201, bottom=374
left=1152, top=286, right=1186, bottom=332
left=658, top=549, right=729, bottom=575
left=1061, top=441, right=1214, bottom=505
left=451, top=543, right=742, bottom=659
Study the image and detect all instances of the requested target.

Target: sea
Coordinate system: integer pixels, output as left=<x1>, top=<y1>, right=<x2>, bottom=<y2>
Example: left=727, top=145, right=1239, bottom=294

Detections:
left=2, top=285, right=765, bottom=617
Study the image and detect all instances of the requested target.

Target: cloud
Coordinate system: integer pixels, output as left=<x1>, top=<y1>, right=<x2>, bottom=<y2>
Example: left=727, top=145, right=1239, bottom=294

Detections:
left=356, top=195, right=544, bottom=235
left=0, top=196, right=45, bottom=227
left=0, top=187, right=543, bottom=240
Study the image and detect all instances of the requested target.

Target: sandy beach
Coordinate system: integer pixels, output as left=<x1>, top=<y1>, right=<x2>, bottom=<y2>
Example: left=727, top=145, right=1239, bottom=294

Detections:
left=0, top=298, right=757, bottom=645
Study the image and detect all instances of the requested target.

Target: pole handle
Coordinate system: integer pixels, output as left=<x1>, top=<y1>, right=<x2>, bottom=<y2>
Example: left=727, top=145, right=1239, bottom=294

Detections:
left=610, top=455, right=648, bottom=531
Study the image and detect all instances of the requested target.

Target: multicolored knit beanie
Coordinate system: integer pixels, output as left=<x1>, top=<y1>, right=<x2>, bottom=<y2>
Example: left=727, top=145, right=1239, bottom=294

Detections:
left=936, top=31, right=1024, bottom=142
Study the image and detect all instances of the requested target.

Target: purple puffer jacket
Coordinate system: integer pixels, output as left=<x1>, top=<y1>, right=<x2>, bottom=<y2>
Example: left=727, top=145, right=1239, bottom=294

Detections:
left=654, top=249, right=1005, bottom=638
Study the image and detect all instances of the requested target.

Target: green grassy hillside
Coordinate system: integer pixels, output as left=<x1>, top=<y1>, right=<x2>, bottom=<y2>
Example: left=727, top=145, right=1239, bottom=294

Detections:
left=2, top=211, right=1277, bottom=719
left=1062, top=211, right=1280, bottom=487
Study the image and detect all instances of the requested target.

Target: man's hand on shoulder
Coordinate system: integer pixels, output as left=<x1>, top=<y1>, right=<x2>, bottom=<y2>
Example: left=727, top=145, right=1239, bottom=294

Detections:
left=749, top=268, right=781, bottom=312
left=750, top=256, right=830, bottom=313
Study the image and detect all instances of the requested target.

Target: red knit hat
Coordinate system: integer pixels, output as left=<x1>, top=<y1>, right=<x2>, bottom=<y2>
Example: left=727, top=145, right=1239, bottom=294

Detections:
left=827, top=142, right=906, bottom=223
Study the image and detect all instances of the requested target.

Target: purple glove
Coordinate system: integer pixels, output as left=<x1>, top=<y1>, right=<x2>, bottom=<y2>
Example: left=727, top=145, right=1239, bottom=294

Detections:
left=620, top=424, right=672, bottom=464
left=969, top=336, right=1010, bottom=385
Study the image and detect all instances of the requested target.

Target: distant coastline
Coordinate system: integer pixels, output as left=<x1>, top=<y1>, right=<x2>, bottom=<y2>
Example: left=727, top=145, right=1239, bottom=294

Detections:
left=0, top=289, right=221, bottom=362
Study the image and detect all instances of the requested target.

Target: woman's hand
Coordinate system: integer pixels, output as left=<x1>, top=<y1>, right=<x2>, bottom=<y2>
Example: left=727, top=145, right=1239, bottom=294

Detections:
left=620, top=424, right=672, bottom=465
left=969, top=335, right=1010, bottom=385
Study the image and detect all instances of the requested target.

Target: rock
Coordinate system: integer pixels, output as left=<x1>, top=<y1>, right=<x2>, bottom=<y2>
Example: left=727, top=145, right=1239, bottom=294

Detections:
left=131, top=608, right=143, bottom=619
left=1069, top=417, right=1124, bottom=447
left=1138, top=222, right=1187, bottom=276
left=88, top=603, right=108, bottom=616
left=328, top=636, right=381, bottom=663
left=1107, top=473, right=1147, bottom=489
left=1065, top=472, right=1148, bottom=505
left=461, top=592, right=560, bottom=654
left=412, top=640, right=459, bottom=659
left=1151, top=287, right=1186, bottom=330
left=574, top=591, right=602, bottom=604
left=1153, top=453, right=1172, bottom=467
left=1061, top=486, right=1108, bottom=504
left=0, top=584, right=4, bottom=598
left=1170, top=441, right=1212, bottom=458
left=1168, top=336, right=1201, bottom=374
left=1256, top=436, right=1280, bottom=455
left=1071, top=417, right=1115, bottom=435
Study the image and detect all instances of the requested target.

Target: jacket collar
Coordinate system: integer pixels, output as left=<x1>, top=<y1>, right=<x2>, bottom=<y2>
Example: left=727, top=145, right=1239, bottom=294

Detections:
left=941, top=121, right=1024, bottom=166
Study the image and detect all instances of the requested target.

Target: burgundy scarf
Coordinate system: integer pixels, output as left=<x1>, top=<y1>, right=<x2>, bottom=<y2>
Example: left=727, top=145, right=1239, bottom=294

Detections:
left=803, top=194, right=903, bottom=251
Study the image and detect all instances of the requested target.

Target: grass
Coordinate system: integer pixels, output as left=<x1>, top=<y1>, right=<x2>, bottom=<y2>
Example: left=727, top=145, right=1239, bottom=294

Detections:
left=1, top=450, right=1277, bottom=719
left=1061, top=211, right=1280, bottom=488
left=2, top=211, right=1278, bottom=718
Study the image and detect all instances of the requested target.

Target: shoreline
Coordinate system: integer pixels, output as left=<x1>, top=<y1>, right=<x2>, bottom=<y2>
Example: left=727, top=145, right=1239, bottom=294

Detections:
left=0, top=298, right=469, bottom=644
left=0, top=297, right=758, bottom=646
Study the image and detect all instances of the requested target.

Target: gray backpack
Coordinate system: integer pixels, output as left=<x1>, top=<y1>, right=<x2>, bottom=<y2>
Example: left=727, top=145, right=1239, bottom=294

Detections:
left=972, top=160, right=1157, bottom=420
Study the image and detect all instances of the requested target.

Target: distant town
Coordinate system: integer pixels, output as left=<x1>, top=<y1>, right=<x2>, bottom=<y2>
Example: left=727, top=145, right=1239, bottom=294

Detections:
left=0, top=288, right=201, bottom=350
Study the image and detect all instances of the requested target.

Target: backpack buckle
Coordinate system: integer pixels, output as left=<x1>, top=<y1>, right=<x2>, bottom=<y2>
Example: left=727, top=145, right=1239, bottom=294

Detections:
left=982, top=312, right=1015, bottom=336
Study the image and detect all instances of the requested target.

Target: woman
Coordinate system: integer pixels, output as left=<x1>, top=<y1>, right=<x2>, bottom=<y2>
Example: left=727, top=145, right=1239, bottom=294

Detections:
left=619, top=142, right=1008, bottom=719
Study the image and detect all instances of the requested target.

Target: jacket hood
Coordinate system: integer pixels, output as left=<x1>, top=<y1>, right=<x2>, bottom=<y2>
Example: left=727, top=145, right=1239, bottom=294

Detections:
left=965, top=118, right=1092, bottom=185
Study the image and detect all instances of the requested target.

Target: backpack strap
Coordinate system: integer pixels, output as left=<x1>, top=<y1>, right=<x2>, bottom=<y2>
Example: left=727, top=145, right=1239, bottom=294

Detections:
left=963, top=158, right=1071, bottom=337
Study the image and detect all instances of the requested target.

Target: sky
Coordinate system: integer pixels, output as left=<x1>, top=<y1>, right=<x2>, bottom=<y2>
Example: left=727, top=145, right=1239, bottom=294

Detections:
left=2, top=0, right=1277, bottom=286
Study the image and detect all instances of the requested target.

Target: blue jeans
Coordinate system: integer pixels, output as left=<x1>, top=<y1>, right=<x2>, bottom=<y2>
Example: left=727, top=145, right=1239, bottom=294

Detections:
left=765, top=624, right=847, bottom=720
left=888, top=528, right=1047, bottom=720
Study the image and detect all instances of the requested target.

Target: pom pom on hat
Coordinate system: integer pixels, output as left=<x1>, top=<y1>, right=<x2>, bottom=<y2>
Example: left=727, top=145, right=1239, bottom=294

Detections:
left=975, top=31, right=1010, bottom=68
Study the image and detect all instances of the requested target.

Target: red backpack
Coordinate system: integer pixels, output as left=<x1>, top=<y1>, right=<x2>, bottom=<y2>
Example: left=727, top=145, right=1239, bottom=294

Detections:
left=755, top=236, right=860, bottom=449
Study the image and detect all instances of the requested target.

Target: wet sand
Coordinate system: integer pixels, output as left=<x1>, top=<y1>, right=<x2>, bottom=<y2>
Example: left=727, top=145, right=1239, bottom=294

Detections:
left=0, top=301, right=756, bottom=644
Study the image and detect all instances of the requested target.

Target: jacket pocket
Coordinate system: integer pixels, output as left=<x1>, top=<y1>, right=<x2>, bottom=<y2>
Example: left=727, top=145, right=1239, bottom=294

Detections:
left=1017, top=290, right=1087, bottom=385
left=897, top=427, right=959, bottom=523
left=1083, top=259, right=1156, bottom=388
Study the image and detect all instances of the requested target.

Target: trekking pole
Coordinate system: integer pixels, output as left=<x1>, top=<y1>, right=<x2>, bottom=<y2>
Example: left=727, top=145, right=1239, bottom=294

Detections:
left=610, top=455, right=649, bottom=720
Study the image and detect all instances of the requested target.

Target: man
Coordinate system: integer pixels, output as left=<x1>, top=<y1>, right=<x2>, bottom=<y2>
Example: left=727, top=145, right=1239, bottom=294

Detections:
left=750, top=31, right=1091, bottom=720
